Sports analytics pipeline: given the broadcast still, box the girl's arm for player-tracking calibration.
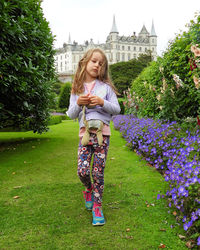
[89,86,120,115]
[66,94,82,119]
[102,87,121,115]
[67,94,90,119]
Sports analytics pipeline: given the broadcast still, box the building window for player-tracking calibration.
[134,54,136,58]
[128,53,130,60]
[60,62,62,67]
[122,45,124,50]
[145,47,147,52]
[152,39,154,43]
[152,47,154,51]
[128,46,130,51]
[117,52,120,61]
[134,47,136,51]
[61,55,62,60]
[139,47,142,51]
[122,53,125,61]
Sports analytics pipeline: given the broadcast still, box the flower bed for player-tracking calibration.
[113,115,200,246]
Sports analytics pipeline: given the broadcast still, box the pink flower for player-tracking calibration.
[193,75,200,89]
[191,44,200,57]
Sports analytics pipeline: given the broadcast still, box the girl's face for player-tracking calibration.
[85,51,104,82]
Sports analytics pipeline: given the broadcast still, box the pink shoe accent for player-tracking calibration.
[83,191,92,202]
[93,203,102,209]
[94,207,102,217]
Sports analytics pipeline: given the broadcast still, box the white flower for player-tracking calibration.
[173,74,183,88]
[156,94,161,101]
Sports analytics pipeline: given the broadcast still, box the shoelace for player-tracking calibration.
[94,207,102,217]
[83,191,92,201]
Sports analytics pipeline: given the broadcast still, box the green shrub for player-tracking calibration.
[110,53,152,95]
[58,82,71,109]
[52,81,63,95]
[129,14,200,122]
[118,98,125,114]
[48,115,62,126]
[0,0,56,133]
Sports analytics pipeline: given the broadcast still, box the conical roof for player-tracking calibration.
[139,24,149,34]
[68,33,72,44]
[151,20,157,36]
[110,15,118,33]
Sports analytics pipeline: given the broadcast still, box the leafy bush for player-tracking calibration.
[0,0,56,133]
[109,53,152,95]
[52,81,63,95]
[113,115,200,247]
[128,14,200,123]
[48,115,62,126]
[118,98,125,114]
[58,82,71,109]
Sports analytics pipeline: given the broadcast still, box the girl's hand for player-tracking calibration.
[77,94,90,106]
[89,96,104,107]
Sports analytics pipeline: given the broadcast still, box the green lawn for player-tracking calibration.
[0,120,187,249]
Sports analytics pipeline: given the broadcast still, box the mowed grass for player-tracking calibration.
[0,120,187,249]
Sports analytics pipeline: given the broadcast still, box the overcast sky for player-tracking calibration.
[41,0,199,56]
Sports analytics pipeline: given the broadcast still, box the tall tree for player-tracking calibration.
[0,0,56,133]
[109,53,152,95]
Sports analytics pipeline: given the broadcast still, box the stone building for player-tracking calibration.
[54,16,157,80]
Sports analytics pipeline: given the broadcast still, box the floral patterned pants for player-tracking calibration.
[77,133,110,204]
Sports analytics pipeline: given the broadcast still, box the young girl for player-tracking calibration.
[67,48,120,226]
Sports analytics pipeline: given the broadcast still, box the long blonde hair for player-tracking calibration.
[71,48,118,95]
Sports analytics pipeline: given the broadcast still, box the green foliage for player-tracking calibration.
[130,60,161,118]
[128,13,200,122]
[110,53,152,95]
[52,81,63,95]
[117,98,125,114]
[58,82,71,109]
[48,115,62,126]
[0,0,56,133]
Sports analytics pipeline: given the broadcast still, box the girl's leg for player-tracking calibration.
[92,136,110,205]
[77,142,93,190]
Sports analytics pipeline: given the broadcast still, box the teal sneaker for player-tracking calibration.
[83,190,94,210]
[92,206,105,226]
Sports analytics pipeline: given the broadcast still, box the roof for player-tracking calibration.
[110,15,118,33]
[151,20,157,36]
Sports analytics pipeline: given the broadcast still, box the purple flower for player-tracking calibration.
[157,194,161,200]
[178,186,186,195]
[113,115,200,238]
[197,236,200,246]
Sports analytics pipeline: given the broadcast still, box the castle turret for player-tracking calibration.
[109,15,119,63]
[139,24,149,39]
[149,20,157,60]
[68,33,72,45]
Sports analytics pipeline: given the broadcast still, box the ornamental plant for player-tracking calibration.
[113,115,200,247]
[58,82,71,109]
[0,0,56,133]
[129,13,200,124]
